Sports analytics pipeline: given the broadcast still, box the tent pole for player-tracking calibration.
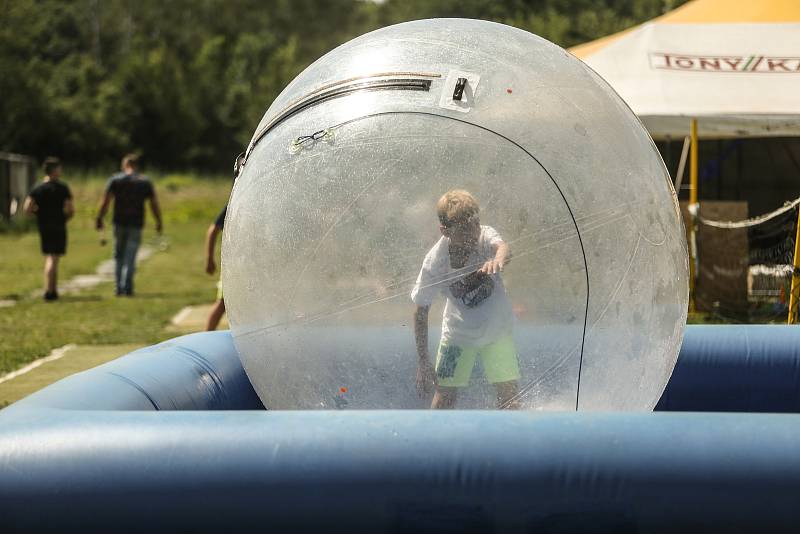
[788,207,800,324]
[688,119,698,313]
[674,136,690,192]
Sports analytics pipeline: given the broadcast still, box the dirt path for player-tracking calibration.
[0,246,154,307]
[167,303,228,334]
[36,245,155,297]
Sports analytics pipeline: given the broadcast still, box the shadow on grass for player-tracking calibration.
[115,292,179,300]
[58,295,105,303]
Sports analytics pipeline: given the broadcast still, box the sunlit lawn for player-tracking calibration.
[1,172,749,376]
[0,173,231,374]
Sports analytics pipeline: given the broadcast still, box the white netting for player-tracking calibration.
[693,197,799,321]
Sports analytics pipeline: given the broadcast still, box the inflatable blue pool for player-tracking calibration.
[2,325,800,532]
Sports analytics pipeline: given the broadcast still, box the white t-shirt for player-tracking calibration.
[411,225,513,347]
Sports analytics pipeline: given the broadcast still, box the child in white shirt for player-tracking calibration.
[411,190,520,409]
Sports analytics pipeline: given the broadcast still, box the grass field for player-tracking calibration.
[0,171,744,401]
[0,173,231,375]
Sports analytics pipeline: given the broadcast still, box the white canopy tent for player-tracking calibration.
[570,0,800,140]
[571,0,800,318]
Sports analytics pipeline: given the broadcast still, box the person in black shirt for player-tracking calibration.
[204,205,227,330]
[23,157,74,301]
[95,154,163,296]
[203,152,244,330]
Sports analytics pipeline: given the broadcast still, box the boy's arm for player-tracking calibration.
[95,190,112,230]
[205,223,221,275]
[414,305,435,396]
[63,198,75,220]
[495,240,512,265]
[23,196,37,215]
[149,190,163,234]
[479,240,512,274]
[414,305,430,361]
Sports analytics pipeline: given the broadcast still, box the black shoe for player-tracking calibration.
[44,291,58,301]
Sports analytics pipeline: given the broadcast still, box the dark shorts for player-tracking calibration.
[39,225,67,255]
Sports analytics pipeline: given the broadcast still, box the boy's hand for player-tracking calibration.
[480,241,511,274]
[416,358,435,397]
[206,257,216,275]
[478,258,503,274]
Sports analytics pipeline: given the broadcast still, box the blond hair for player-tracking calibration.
[437,189,480,227]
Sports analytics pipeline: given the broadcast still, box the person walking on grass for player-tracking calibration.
[204,204,227,331]
[203,152,245,330]
[95,153,163,297]
[23,157,74,301]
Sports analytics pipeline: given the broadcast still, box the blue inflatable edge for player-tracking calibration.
[4,329,264,412]
[6,324,800,413]
[3,325,800,532]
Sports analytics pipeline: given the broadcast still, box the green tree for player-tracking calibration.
[0,0,687,171]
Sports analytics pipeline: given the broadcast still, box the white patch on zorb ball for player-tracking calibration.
[439,70,481,113]
[222,19,688,411]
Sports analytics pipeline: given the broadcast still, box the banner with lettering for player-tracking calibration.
[571,1,800,139]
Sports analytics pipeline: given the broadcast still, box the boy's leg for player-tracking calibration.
[495,380,520,410]
[480,335,522,409]
[42,255,50,294]
[431,386,458,409]
[113,226,127,295]
[122,227,142,295]
[39,227,61,298]
[44,255,59,294]
[42,254,58,299]
[205,299,226,331]
[432,341,477,409]
[205,280,225,331]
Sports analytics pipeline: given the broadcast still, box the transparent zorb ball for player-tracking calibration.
[222,19,688,411]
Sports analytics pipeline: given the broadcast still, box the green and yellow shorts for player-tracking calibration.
[435,334,520,388]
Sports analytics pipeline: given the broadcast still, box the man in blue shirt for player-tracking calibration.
[95,154,163,296]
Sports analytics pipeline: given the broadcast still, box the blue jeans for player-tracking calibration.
[113,225,142,295]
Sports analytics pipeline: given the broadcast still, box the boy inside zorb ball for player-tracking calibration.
[412,190,520,409]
